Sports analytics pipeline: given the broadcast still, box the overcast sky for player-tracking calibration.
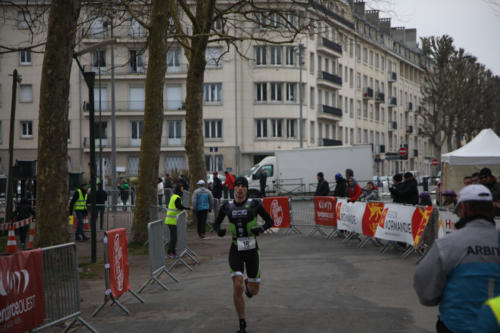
[365,0,500,76]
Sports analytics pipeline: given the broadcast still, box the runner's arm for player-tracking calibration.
[213,204,227,231]
[257,204,274,230]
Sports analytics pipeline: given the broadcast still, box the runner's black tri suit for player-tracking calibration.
[214,198,274,281]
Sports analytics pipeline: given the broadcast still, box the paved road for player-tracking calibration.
[80,231,436,333]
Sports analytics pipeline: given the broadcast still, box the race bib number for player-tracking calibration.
[237,237,256,251]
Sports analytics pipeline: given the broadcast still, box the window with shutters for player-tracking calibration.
[129,87,145,110]
[19,84,33,103]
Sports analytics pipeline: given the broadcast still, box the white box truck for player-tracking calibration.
[245,145,374,197]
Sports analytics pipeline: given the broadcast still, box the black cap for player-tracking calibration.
[479,168,493,177]
[234,176,248,187]
[393,174,403,182]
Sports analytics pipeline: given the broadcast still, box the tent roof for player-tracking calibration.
[441,129,500,165]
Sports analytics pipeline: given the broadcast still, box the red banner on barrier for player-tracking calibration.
[106,228,130,298]
[314,196,337,226]
[262,197,291,228]
[412,206,434,246]
[0,249,45,333]
[362,202,385,237]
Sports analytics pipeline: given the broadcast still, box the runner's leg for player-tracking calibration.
[245,249,261,296]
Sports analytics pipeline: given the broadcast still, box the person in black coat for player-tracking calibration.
[211,171,223,200]
[259,169,267,197]
[95,183,107,229]
[314,172,330,196]
[14,196,35,249]
[400,172,419,205]
[389,174,405,203]
[333,173,347,197]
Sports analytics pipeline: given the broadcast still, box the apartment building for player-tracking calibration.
[0,0,432,185]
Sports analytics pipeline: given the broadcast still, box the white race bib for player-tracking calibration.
[237,237,256,251]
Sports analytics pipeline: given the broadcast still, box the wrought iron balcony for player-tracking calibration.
[375,92,385,103]
[318,71,342,86]
[363,87,373,99]
[321,104,342,117]
[319,37,342,55]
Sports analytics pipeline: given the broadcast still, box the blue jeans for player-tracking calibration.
[75,210,88,240]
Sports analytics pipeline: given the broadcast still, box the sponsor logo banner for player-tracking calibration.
[361,202,385,237]
[411,206,434,246]
[438,210,459,238]
[314,196,337,227]
[262,197,290,228]
[106,228,130,298]
[375,203,415,245]
[0,249,44,333]
[337,200,365,234]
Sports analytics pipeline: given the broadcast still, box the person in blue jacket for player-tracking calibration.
[414,184,500,333]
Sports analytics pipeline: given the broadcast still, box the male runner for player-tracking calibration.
[213,176,274,333]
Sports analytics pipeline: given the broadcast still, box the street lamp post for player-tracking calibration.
[297,43,304,148]
[73,38,115,263]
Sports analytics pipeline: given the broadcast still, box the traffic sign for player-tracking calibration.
[399,147,407,156]
[432,159,439,167]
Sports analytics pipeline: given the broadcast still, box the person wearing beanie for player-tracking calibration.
[419,192,433,206]
[333,173,347,197]
[213,175,275,333]
[389,173,404,203]
[314,172,330,196]
[191,179,214,238]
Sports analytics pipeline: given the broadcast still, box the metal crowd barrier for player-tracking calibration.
[33,243,97,333]
[139,219,178,293]
[167,211,199,271]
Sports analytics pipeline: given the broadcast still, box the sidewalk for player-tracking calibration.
[74,230,436,332]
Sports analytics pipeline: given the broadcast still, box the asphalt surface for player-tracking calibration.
[77,229,437,333]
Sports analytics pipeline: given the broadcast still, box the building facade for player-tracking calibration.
[0,0,433,186]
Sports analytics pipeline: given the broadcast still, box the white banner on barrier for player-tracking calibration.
[375,203,415,245]
[337,200,365,234]
[438,210,459,238]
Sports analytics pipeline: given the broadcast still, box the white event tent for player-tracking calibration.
[441,128,500,193]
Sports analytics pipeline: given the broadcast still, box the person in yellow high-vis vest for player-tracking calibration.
[165,183,190,258]
[69,183,89,241]
[476,296,500,332]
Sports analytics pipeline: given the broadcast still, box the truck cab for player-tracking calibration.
[245,156,276,197]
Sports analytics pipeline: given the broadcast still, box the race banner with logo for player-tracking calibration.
[411,206,434,246]
[262,197,291,228]
[336,200,365,234]
[106,228,130,298]
[314,196,337,226]
[0,249,45,333]
[361,202,386,237]
[375,203,415,245]
[438,210,459,238]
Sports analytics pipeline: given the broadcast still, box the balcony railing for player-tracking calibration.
[406,125,413,134]
[321,104,342,117]
[387,121,397,131]
[318,71,342,86]
[318,37,342,55]
[388,72,397,82]
[84,136,185,148]
[85,100,186,113]
[322,138,342,146]
[363,87,373,99]
[389,97,397,106]
[166,63,189,74]
[375,92,385,103]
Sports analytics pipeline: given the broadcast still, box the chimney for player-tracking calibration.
[378,18,391,34]
[365,10,379,26]
[353,1,365,17]
[405,28,417,49]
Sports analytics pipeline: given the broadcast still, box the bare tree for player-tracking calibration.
[36,0,81,245]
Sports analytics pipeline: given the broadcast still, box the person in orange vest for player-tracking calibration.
[69,183,89,241]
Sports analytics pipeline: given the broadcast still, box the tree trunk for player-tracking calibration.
[185,42,208,197]
[184,1,215,197]
[132,0,169,243]
[36,0,81,246]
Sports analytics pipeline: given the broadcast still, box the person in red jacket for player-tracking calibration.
[347,177,362,202]
[223,170,235,199]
